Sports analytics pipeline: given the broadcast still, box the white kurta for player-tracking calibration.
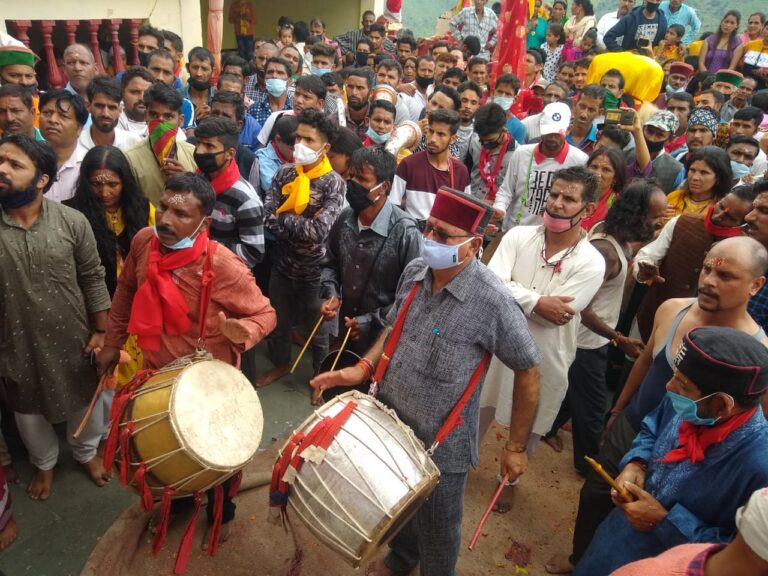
[479,225,605,436]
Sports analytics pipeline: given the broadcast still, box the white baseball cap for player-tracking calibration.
[539,102,571,136]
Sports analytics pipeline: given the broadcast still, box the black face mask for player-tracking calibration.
[188,78,212,91]
[194,151,226,175]
[0,175,39,209]
[645,2,659,13]
[355,51,369,67]
[415,75,433,89]
[345,179,381,214]
[646,139,665,153]
[137,51,151,67]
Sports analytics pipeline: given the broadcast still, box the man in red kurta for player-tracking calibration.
[97,172,276,542]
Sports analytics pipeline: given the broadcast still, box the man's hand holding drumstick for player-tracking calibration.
[309,326,389,395]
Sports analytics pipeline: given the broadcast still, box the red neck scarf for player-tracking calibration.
[127,231,209,351]
[662,406,757,464]
[478,133,511,202]
[703,204,744,238]
[201,159,241,196]
[664,132,687,154]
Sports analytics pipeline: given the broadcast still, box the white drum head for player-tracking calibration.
[170,360,263,469]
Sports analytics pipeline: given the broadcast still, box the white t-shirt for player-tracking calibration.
[494,142,589,231]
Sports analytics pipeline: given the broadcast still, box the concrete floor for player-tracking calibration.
[0,341,318,576]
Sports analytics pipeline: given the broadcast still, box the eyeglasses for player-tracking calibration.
[421,221,474,243]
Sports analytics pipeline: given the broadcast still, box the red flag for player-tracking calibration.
[491,0,528,85]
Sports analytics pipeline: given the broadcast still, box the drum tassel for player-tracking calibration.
[207,484,224,556]
[152,486,176,554]
[173,491,202,575]
[132,463,154,511]
[119,422,135,485]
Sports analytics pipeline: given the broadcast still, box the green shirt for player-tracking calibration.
[0,199,111,422]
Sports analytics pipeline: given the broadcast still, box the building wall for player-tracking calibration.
[1,0,203,56]
[200,0,383,54]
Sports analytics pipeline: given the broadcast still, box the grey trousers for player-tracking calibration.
[267,269,328,372]
[385,471,468,576]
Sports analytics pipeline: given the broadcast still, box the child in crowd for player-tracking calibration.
[655,24,687,63]
[574,28,599,59]
[542,23,566,82]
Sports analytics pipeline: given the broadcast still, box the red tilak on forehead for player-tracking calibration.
[705,257,725,268]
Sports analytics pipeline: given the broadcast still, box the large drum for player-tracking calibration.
[274,391,440,567]
[114,355,263,498]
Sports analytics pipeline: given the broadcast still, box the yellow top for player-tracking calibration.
[666,188,713,220]
[105,204,157,276]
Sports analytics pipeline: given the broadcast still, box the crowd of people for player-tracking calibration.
[1,0,768,574]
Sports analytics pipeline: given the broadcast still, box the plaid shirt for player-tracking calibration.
[247,90,294,126]
[748,278,768,332]
[244,74,267,102]
[449,7,498,57]
[378,258,541,473]
[685,544,725,575]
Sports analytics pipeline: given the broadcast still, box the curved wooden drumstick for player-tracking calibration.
[468,474,509,551]
[291,314,325,374]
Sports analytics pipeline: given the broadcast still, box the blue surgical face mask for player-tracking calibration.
[265,78,288,97]
[730,160,751,179]
[667,391,721,426]
[494,96,515,112]
[153,218,206,251]
[421,237,473,270]
[311,66,332,77]
[366,126,392,145]
[666,83,685,95]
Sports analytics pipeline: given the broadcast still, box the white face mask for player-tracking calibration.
[292,142,322,166]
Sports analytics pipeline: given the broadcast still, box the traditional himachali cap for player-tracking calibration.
[688,106,720,136]
[673,326,768,397]
[714,69,744,88]
[668,62,694,79]
[645,110,679,134]
[736,487,768,562]
[0,45,39,69]
[539,102,571,136]
[430,187,493,237]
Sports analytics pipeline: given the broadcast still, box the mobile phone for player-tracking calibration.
[637,38,651,49]
[604,108,636,126]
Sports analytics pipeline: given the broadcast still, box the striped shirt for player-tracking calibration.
[210,177,265,268]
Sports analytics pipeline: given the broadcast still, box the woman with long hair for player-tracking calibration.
[66,145,154,384]
[564,0,596,48]
[581,146,627,231]
[698,10,745,74]
[666,146,733,219]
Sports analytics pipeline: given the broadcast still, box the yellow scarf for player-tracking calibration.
[277,156,333,215]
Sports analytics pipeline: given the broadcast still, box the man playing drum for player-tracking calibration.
[97,172,276,545]
[311,187,542,576]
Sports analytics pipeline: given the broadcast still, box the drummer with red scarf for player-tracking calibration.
[97,172,276,544]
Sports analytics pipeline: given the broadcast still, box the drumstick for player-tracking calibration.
[329,327,353,372]
[290,314,325,374]
[468,474,509,550]
[73,374,108,439]
[584,456,634,503]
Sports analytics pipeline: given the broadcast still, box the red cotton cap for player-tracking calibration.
[430,186,493,237]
